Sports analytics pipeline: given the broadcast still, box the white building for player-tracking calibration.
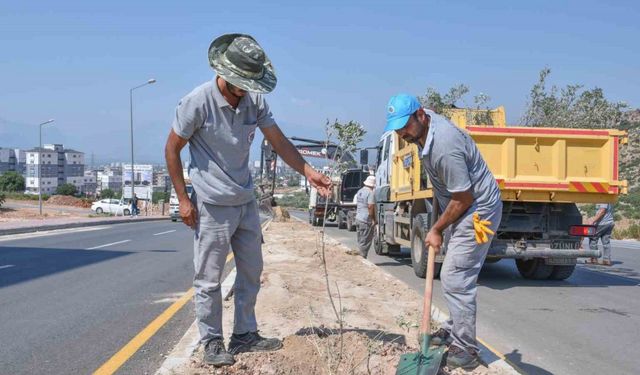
[24,144,88,195]
[96,167,123,193]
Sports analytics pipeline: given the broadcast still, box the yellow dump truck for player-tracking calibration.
[373,107,627,280]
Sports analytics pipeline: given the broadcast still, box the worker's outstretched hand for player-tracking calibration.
[425,228,442,254]
[180,199,198,229]
[306,169,332,197]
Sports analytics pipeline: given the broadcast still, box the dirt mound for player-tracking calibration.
[273,206,290,222]
[46,195,92,208]
[181,221,508,375]
[188,330,406,375]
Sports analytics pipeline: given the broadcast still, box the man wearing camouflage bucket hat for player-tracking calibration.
[165,33,332,367]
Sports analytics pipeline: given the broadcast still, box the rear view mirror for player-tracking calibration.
[360,149,369,165]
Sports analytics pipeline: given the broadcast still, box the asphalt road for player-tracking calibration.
[290,210,640,375]
[0,220,213,375]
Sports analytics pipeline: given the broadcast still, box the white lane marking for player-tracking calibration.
[153,230,177,236]
[0,265,15,270]
[87,240,131,250]
[0,226,110,242]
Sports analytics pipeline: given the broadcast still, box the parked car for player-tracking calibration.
[170,184,193,222]
[91,199,132,216]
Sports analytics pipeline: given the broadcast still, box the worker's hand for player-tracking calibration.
[425,228,443,254]
[179,199,198,229]
[306,169,332,197]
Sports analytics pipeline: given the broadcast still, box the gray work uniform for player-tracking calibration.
[172,80,276,344]
[355,186,375,257]
[589,203,614,262]
[420,109,502,353]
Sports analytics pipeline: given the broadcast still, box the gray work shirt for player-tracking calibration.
[420,109,501,216]
[355,187,374,223]
[595,203,614,226]
[172,80,276,206]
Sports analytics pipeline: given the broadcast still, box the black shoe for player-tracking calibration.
[229,331,283,354]
[446,345,480,370]
[204,339,235,367]
[431,328,453,346]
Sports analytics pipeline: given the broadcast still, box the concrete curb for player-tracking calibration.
[0,216,167,237]
[154,218,272,375]
[290,214,523,374]
[155,269,237,375]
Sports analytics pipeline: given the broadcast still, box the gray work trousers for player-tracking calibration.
[440,203,502,353]
[589,223,614,261]
[192,195,263,345]
[356,220,375,258]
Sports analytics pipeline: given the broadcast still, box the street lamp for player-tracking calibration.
[38,119,55,215]
[129,78,156,216]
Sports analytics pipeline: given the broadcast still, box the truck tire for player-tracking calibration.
[411,213,442,279]
[373,225,401,255]
[338,211,347,229]
[549,265,576,280]
[347,215,356,232]
[515,258,554,280]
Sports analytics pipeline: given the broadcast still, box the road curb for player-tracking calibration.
[154,218,271,375]
[0,216,167,237]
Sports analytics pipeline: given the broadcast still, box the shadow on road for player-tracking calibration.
[477,262,640,290]
[0,246,132,288]
[504,349,554,375]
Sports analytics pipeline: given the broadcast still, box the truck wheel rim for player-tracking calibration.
[412,234,423,263]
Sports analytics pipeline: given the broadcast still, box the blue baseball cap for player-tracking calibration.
[385,94,421,132]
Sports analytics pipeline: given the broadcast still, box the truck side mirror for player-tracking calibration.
[360,149,369,166]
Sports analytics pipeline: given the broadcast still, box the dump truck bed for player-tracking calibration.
[391,126,627,204]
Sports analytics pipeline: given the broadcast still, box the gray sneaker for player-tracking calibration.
[447,345,480,370]
[431,328,453,346]
[229,331,283,354]
[204,339,235,367]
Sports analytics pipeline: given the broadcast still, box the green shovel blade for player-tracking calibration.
[395,335,445,375]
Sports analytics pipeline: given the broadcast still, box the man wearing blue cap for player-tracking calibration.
[385,94,502,370]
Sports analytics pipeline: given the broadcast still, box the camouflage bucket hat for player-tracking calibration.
[208,33,277,94]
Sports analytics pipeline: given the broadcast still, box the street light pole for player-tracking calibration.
[129,79,156,217]
[38,119,55,215]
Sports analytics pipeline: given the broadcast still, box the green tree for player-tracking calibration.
[152,191,170,203]
[0,172,25,192]
[419,84,494,125]
[100,188,116,199]
[56,183,77,196]
[286,175,301,187]
[521,68,627,128]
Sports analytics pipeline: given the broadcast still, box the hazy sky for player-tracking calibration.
[1,0,638,165]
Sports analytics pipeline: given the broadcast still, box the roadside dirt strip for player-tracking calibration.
[158,218,519,375]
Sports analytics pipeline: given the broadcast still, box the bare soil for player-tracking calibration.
[180,219,508,375]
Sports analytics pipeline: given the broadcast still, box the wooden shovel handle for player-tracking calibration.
[420,245,437,335]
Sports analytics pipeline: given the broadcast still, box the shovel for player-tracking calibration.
[395,244,445,375]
